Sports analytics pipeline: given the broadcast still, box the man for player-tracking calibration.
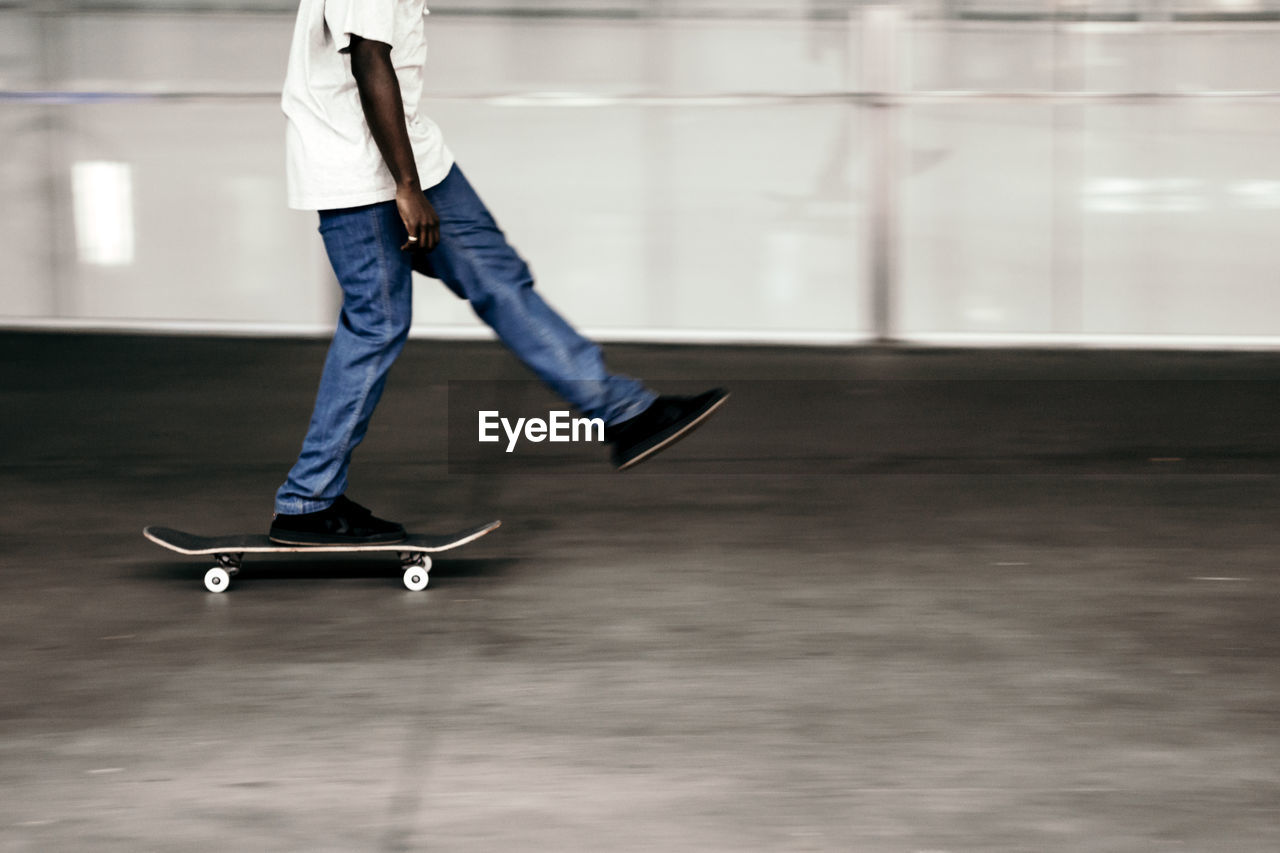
[268,0,728,545]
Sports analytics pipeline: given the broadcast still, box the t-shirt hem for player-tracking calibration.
[287,156,455,211]
[287,188,396,211]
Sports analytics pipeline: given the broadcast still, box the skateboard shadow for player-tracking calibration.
[143,555,518,589]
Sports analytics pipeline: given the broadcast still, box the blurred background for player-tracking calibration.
[1,0,1278,345]
[4,7,1280,849]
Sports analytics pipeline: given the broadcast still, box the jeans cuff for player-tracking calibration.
[274,497,336,516]
[606,390,657,427]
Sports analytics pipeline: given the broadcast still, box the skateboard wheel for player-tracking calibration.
[204,566,231,593]
[402,562,430,592]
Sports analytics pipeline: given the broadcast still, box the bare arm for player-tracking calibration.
[349,35,439,251]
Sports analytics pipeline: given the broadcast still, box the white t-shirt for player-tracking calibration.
[281,0,454,210]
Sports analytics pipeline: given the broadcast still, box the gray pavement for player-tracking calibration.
[1,331,1278,851]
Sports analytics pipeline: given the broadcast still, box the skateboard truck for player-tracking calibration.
[205,553,243,593]
[399,552,431,592]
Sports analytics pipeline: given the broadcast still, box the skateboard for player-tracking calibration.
[143,521,501,593]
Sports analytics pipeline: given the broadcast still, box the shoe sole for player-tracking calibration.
[615,391,730,471]
[268,532,407,546]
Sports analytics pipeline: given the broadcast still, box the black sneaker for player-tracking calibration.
[268,495,406,545]
[605,388,729,471]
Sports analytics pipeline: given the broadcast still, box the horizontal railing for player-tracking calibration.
[5,89,1280,104]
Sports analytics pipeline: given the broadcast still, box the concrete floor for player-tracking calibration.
[1,332,1278,851]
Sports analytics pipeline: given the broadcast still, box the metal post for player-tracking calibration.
[37,0,71,318]
[1050,0,1084,335]
[862,5,904,344]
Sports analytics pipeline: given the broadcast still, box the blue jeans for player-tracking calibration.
[275,164,655,514]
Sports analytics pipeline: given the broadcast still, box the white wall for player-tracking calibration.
[1,10,1278,343]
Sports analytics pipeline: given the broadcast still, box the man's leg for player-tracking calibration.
[417,165,655,425]
[272,201,412,539]
[416,165,727,469]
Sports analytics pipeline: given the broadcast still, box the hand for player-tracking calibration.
[396,185,440,252]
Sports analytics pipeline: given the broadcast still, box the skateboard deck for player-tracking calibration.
[143,521,500,592]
